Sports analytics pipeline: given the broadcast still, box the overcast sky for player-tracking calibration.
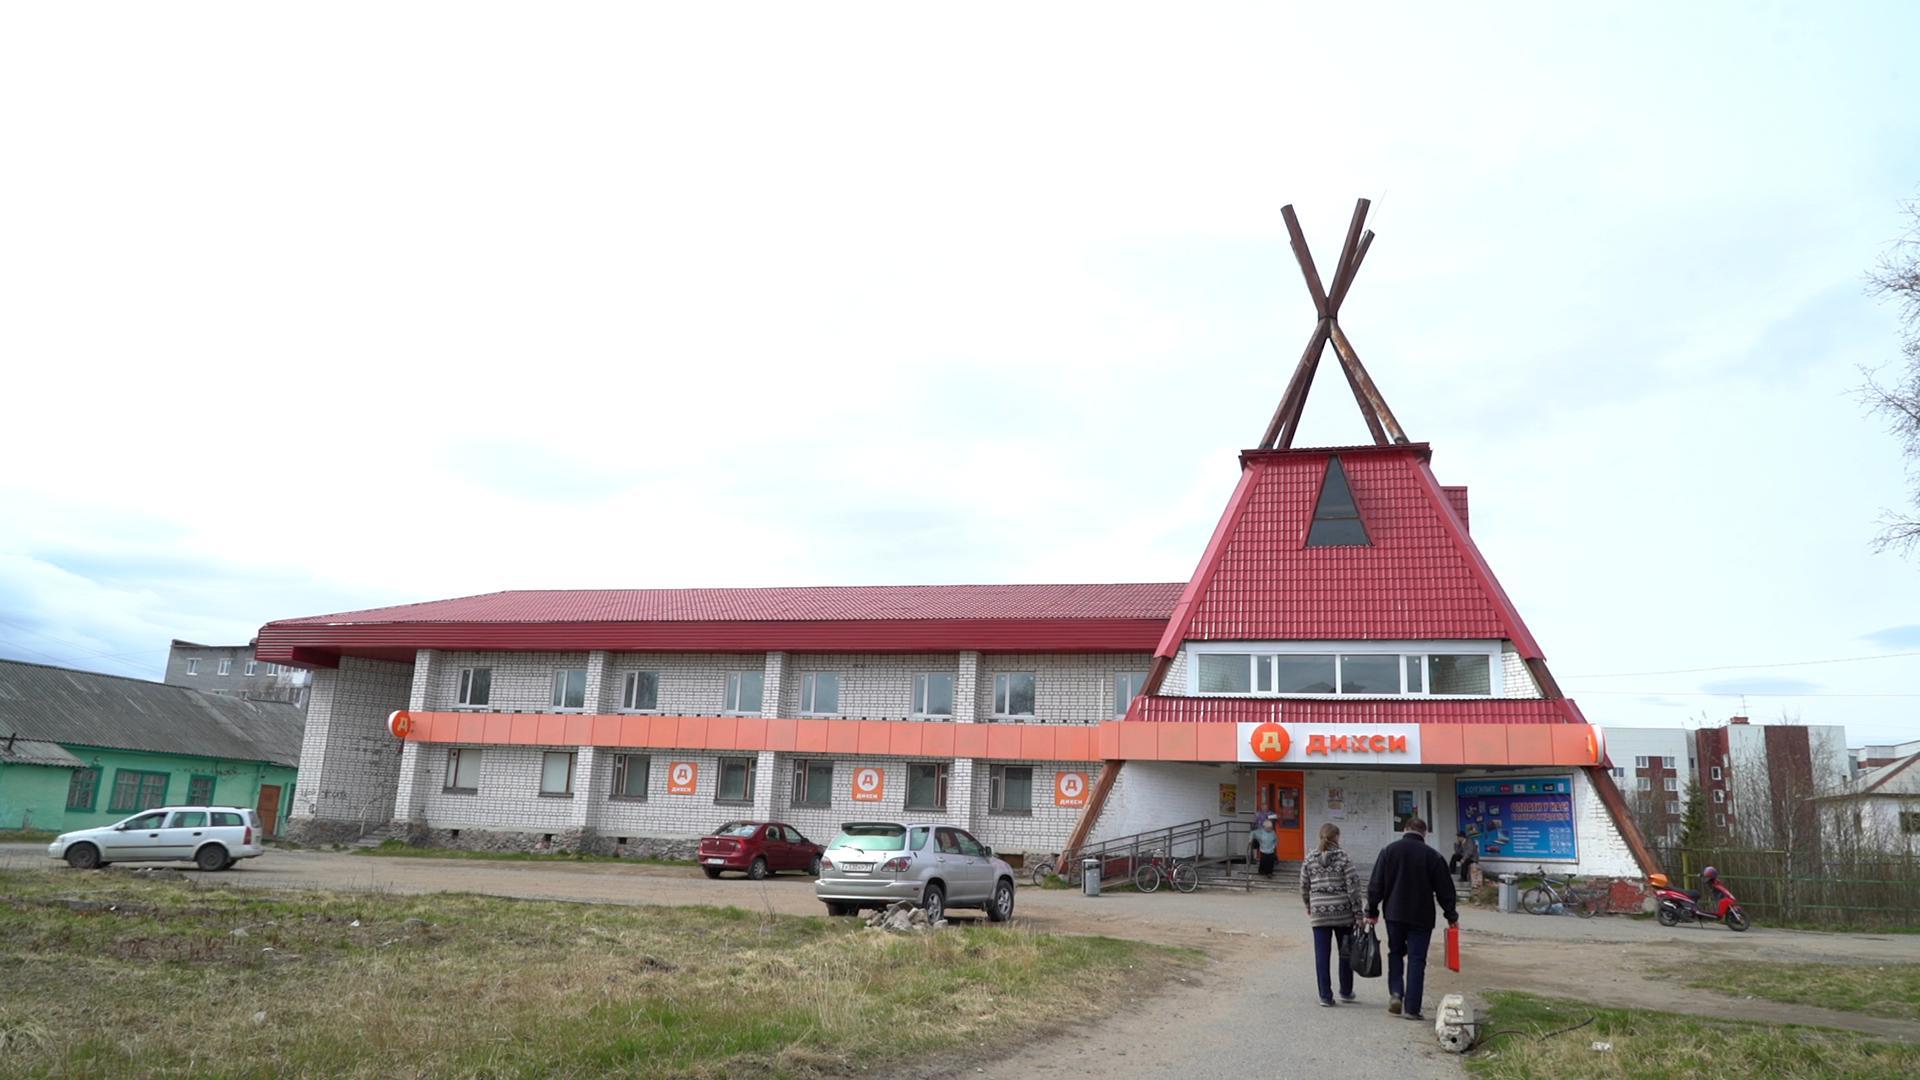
[4,4,1919,745]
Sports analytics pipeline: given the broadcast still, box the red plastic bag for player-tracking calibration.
[1445,924,1461,972]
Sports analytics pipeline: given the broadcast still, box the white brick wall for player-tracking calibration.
[1501,647,1542,698]
[289,657,414,827]
[977,653,1152,723]
[966,760,1104,855]
[779,653,961,719]
[417,745,583,831]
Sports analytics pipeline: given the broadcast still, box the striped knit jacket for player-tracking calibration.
[1299,846,1366,928]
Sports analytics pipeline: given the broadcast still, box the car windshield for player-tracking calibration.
[830,824,907,852]
[713,823,760,838]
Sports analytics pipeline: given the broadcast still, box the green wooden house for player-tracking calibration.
[0,658,303,837]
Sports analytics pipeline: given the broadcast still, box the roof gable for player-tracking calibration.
[0,660,305,767]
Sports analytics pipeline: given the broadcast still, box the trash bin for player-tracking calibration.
[1497,880,1518,914]
[1082,857,1102,897]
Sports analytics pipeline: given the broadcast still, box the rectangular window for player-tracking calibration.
[611,754,650,800]
[65,767,100,811]
[217,658,232,676]
[912,673,955,717]
[1610,767,1624,779]
[187,775,215,805]
[1274,655,1337,693]
[1710,765,1722,780]
[266,663,280,675]
[725,672,764,715]
[1113,671,1148,717]
[185,659,199,675]
[244,660,258,676]
[108,769,170,812]
[458,667,492,707]
[1712,789,1725,804]
[1404,656,1424,693]
[1339,654,1400,695]
[716,756,756,803]
[1428,654,1492,695]
[550,669,587,710]
[1715,813,1727,828]
[1661,756,1676,769]
[989,765,1033,815]
[1901,811,1920,835]
[1664,777,1679,792]
[621,671,659,711]
[799,673,841,716]
[540,752,575,795]
[1635,777,1651,790]
[791,759,833,807]
[1635,756,1649,768]
[906,763,949,810]
[1666,800,1682,815]
[1197,653,1254,693]
[992,673,1036,718]
[444,749,480,793]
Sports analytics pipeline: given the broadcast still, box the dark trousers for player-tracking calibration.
[1257,851,1276,877]
[1311,925,1354,1002]
[1385,921,1433,1016]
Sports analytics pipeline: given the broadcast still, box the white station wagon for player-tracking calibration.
[48,806,266,872]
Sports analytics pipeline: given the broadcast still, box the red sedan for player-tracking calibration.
[697,821,825,880]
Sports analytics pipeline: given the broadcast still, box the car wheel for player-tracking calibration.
[702,866,723,879]
[747,857,769,881]
[195,845,229,872]
[824,902,855,917]
[921,882,946,924]
[64,843,101,870]
[988,878,1016,923]
[809,855,823,877]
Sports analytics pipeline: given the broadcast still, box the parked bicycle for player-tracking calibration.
[1131,846,1199,893]
[1027,852,1087,888]
[1521,865,1601,917]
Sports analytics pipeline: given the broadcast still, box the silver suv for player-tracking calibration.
[47,806,266,872]
[815,821,1016,924]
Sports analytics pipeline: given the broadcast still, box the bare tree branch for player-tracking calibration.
[1861,198,1920,554]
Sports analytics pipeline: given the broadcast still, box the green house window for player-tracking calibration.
[66,768,101,811]
[108,770,170,813]
[187,775,215,805]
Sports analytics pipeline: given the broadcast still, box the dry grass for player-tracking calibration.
[1669,960,1920,1022]
[0,868,1187,1078]
[1467,992,1920,1080]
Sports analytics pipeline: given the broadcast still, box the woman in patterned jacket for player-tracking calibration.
[1299,822,1367,1006]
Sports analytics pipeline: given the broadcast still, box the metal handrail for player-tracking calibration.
[1062,818,1266,887]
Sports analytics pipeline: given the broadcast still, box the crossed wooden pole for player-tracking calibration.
[1257,198,1409,449]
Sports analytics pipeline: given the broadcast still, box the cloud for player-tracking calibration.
[1862,625,1920,649]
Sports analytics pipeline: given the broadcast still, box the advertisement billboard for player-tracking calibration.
[1455,776,1577,862]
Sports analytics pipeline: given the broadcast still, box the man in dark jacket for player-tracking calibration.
[1365,818,1458,1022]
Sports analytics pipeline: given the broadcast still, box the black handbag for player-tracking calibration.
[1349,925,1383,979]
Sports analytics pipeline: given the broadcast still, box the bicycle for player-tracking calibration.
[1131,846,1199,893]
[1520,865,1601,918]
[1027,852,1087,888]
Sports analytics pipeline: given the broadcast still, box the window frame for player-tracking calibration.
[610,753,651,801]
[988,764,1034,816]
[790,758,833,808]
[457,667,493,708]
[1184,640,1505,699]
[798,673,842,717]
[550,669,588,711]
[187,774,216,806]
[244,660,258,677]
[1635,776,1651,791]
[108,769,170,813]
[1634,756,1649,768]
[1710,765,1723,781]
[65,767,101,812]
[185,659,199,676]
[724,672,764,716]
[1661,756,1676,769]
[1113,671,1148,718]
[992,672,1037,719]
[715,756,757,805]
[912,672,955,718]
[539,751,576,797]
[620,671,660,712]
[217,658,232,676]
[1900,810,1920,835]
[443,748,480,794]
[905,762,949,811]
[1712,789,1726,804]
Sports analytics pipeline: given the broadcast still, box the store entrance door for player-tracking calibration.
[1255,770,1306,860]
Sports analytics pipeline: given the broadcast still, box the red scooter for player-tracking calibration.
[1650,869,1750,931]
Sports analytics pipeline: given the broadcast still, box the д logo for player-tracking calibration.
[851,767,885,802]
[1054,771,1089,808]
[1248,722,1291,763]
[667,762,697,795]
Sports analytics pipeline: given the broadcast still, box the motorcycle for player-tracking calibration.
[1649,872,1750,931]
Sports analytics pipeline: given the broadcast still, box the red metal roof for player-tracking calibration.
[1129,694,1577,726]
[256,583,1184,665]
[1156,444,1543,654]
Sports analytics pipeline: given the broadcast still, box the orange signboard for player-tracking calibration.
[851,765,885,802]
[1055,771,1090,808]
[666,761,697,795]
[1246,722,1291,762]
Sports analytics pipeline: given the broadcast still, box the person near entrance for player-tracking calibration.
[1299,823,1365,1007]
[1251,817,1279,877]
[1364,817,1458,1022]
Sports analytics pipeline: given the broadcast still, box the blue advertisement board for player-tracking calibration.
[1456,777,1577,862]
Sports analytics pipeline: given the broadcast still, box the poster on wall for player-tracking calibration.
[1455,777,1577,862]
[1326,786,1345,820]
[1218,784,1238,815]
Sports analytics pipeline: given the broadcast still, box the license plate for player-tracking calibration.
[703,858,726,865]
[841,862,871,872]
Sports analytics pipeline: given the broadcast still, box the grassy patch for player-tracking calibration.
[1467,991,1920,1080]
[0,829,59,843]
[349,840,692,866]
[1667,960,1920,1023]
[0,868,1184,1078]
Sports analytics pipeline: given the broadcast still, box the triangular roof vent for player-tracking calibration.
[1306,456,1370,546]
